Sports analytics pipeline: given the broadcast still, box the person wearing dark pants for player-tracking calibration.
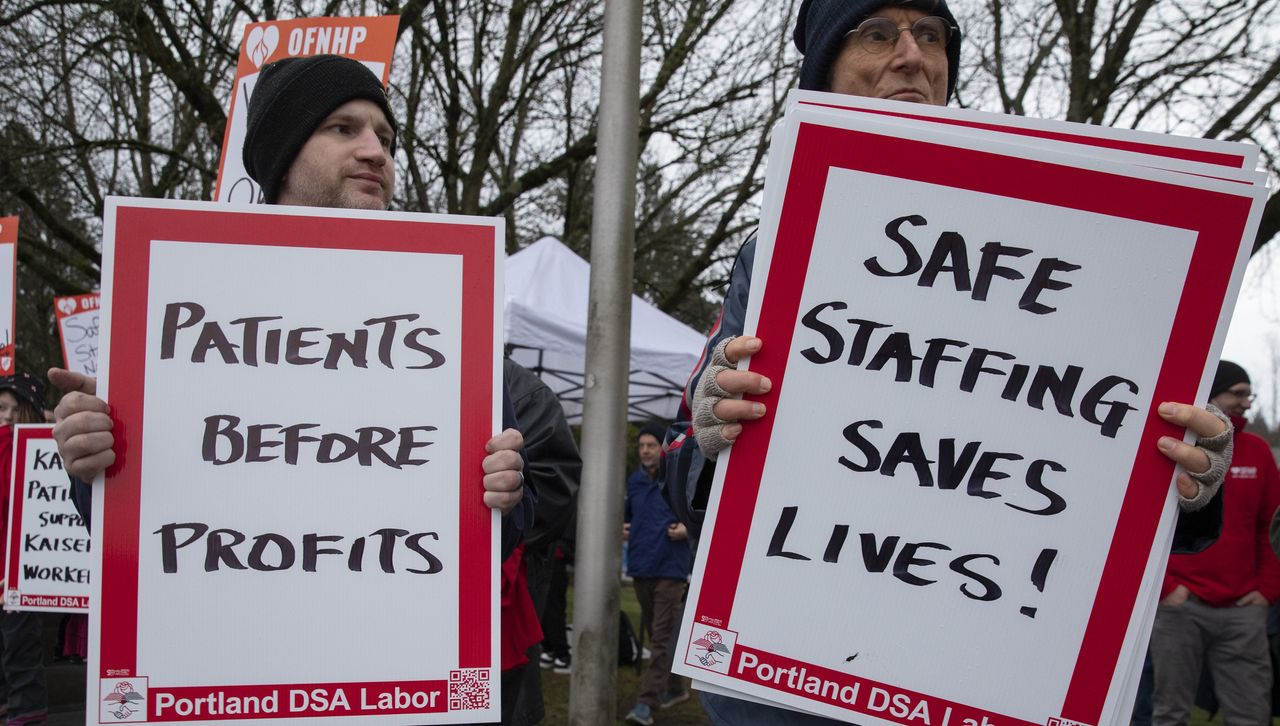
[0,610,47,726]
[1151,361,1280,726]
[538,538,573,673]
[501,358,581,725]
[625,423,691,725]
[0,374,52,726]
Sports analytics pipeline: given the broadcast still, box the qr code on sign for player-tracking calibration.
[449,668,491,711]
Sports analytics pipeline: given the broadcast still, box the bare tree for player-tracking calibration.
[963,0,1280,253]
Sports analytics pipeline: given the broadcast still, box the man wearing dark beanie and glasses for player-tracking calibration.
[664,2,1234,723]
[1149,360,1280,726]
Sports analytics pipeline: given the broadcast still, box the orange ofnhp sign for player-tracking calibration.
[214,16,399,203]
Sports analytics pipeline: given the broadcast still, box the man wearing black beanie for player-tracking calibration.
[1150,360,1279,726]
[664,3,1233,724]
[243,54,398,209]
[50,52,563,726]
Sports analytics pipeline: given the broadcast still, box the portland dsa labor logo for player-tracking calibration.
[685,622,738,675]
[101,678,147,722]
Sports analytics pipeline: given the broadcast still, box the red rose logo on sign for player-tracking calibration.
[101,679,147,722]
[685,623,738,675]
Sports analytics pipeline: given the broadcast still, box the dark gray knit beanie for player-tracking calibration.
[639,422,667,443]
[1211,360,1250,399]
[243,54,398,204]
[794,0,962,99]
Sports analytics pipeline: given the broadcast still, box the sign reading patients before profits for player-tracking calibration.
[89,198,504,724]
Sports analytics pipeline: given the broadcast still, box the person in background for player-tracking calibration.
[0,373,50,726]
[625,422,691,725]
[501,357,581,725]
[1150,361,1280,726]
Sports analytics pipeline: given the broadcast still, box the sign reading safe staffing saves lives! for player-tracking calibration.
[88,198,503,724]
[674,107,1267,726]
[213,15,399,204]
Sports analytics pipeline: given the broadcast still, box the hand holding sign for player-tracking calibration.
[48,368,114,482]
[482,428,525,515]
[692,336,770,456]
[1155,401,1231,504]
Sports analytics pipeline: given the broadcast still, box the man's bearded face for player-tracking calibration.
[277,99,396,210]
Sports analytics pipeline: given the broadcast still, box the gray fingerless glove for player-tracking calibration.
[691,337,736,460]
[1177,402,1232,512]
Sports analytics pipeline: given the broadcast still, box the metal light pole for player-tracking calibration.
[567,0,641,722]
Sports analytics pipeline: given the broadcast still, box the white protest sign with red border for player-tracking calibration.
[675,107,1266,726]
[55,293,101,377]
[4,424,90,613]
[214,16,400,203]
[0,217,17,375]
[89,198,502,724]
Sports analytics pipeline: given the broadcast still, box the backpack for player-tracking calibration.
[619,611,642,667]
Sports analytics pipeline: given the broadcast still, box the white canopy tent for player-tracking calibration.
[504,237,707,423]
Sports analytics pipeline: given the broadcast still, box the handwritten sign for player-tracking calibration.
[4,425,89,613]
[89,198,503,723]
[54,293,100,377]
[0,217,16,375]
[676,106,1267,726]
[213,16,400,203]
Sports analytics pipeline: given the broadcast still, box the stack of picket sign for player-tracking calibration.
[673,90,1269,726]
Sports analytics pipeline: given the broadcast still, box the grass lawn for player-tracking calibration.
[536,582,1251,726]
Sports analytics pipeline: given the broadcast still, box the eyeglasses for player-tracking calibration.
[844,16,955,55]
[1224,388,1257,402]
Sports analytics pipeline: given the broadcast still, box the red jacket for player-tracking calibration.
[1162,417,1280,605]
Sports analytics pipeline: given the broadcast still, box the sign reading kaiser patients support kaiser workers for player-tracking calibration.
[675,107,1267,726]
[4,425,90,613]
[89,198,503,724]
[214,16,399,203]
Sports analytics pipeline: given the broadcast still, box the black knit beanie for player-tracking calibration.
[243,55,398,204]
[794,0,962,99]
[638,422,667,443]
[0,372,46,414]
[1211,360,1250,399]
